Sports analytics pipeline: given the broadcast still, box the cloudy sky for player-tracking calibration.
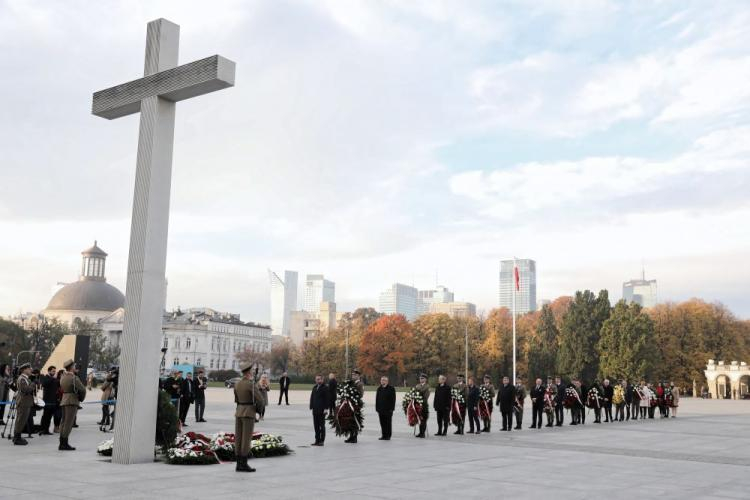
[1,0,748,322]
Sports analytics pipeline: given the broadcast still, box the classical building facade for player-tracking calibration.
[161,308,271,374]
[43,242,125,325]
[704,359,750,399]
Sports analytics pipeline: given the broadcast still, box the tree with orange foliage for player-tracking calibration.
[358,314,415,382]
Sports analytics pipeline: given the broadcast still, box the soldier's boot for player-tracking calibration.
[59,437,75,451]
[236,455,254,472]
[13,434,28,446]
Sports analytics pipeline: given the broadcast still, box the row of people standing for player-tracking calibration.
[161,369,209,426]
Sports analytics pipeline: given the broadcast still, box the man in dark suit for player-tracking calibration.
[179,372,195,426]
[278,371,290,405]
[375,376,396,440]
[327,372,338,413]
[39,365,59,435]
[554,376,565,426]
[433,375,451,436]
[529,378,544,429]
[193,369,208,422]
[309,374,329,446]
[496,376,515,431]
[466,376,481,434]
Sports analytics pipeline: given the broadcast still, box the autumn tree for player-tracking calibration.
[475,308,512,380]
[597,300,656,381]
[412,313,463,377]
[527,305,559,381]
[557,290,610,382]
[358,314,415,382]
[269,339,299,375]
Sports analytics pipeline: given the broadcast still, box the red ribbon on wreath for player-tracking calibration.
[406,401,422,427]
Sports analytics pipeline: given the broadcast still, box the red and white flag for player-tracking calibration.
[514,265,520,291]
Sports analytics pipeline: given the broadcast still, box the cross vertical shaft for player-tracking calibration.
[112,19,179,465]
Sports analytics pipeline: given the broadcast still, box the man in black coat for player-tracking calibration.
[624,379,633,421]
[433,375,451,436]
[529,378,544,429]
[554,376,565,426]
[466,376,481,434]
[278,371,290,405]
[179,372,195,425]
[375,376,396,440]
[39,365,59,435]
[602,379,614,422]
[309,375,329,446]
[193,369,208,422]
[496,376,515,431]
[327,372,338,413]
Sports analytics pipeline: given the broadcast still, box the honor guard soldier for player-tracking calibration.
[12,363,35,445]
[415,374,430,438]
[452,374,468,435]
[234,362,266,472]
[59,359,86,450]
[345,370,365,443]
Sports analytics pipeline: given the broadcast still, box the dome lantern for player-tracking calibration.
[81,240,108,282]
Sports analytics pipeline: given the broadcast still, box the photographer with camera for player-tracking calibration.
[39,365,59,435]
[99,367,118,431]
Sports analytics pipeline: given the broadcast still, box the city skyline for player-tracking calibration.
[2,2,749,322]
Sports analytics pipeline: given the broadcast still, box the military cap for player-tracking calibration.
[457,374,465,379]
[240,361,254,373]
[63,359,75,369]
[419,373,427,379]
[18,362,31,370]
[352,369,361,375]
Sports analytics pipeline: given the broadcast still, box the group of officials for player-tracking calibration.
[1,359,86,450]
[161,369,209,425]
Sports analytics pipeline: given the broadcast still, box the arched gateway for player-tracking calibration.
[704,360,750,399]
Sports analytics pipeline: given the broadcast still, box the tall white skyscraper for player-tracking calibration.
[302,274,335,313]
[499,259,537,314]
[623,269,657,308]
[268,270,298,337]
[417,285,455,316]
[379,283,418,320]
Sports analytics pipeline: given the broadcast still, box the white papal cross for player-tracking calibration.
[91,18,235,465]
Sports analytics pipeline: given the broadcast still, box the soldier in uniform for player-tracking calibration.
[344,370,365,443]
[452,374,468,435]
[59,359,86,451]
[414,373,430,438]
[234,362,266,472]
[12,363,34,445]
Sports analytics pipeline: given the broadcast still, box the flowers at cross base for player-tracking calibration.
[250,434,292,458]
[167,432,219,465]
[402,388,425,427]
[96,439,114,456]
[210,432,237,461]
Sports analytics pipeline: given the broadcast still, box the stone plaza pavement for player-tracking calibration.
[0,388,748,500]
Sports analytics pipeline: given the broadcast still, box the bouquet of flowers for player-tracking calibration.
[402,388,425,427]
[251,433,292,458]
[328,379,364,438]
[612,385,625,405]
[478,386,493,419]
[563,387,580,409]
[543,387,555,415]
[450,387,466,425]
[586,387,601,408]
[96,439,114,457]
[632,386,642,401]
[167,433,219,465]
[664,387,675,407]
[648,388,658,407]
[210,432,236,461]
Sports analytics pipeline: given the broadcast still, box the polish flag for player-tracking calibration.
[514,266,520,291]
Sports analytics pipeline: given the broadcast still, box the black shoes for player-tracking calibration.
[58,437,75,451]
[13,435,28,446]
[236,455,255,472]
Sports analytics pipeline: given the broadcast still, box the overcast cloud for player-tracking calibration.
[1,0,748,321]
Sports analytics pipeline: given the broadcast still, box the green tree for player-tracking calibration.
[0,318,30,366]
[597,300,656,381]
[412,313,461,377]
[557,290,611,382]
[527,305,559,381]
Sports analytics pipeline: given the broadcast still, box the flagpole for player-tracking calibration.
[512,257,517,386]
[464,322,468,381]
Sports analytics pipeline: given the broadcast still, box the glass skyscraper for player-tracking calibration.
[302,274,335,313]
[499,259,537,314]
[268,269,298,337]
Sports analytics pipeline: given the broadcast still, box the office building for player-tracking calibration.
[379,283,418,320]
[268,269,298,337]
[417,285,455,316]
[623,271,657,308]
[430,301,477,318]
[302,274,335,313]
[499,259,537,314]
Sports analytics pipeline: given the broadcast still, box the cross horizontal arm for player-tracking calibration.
[92,55,235,120]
